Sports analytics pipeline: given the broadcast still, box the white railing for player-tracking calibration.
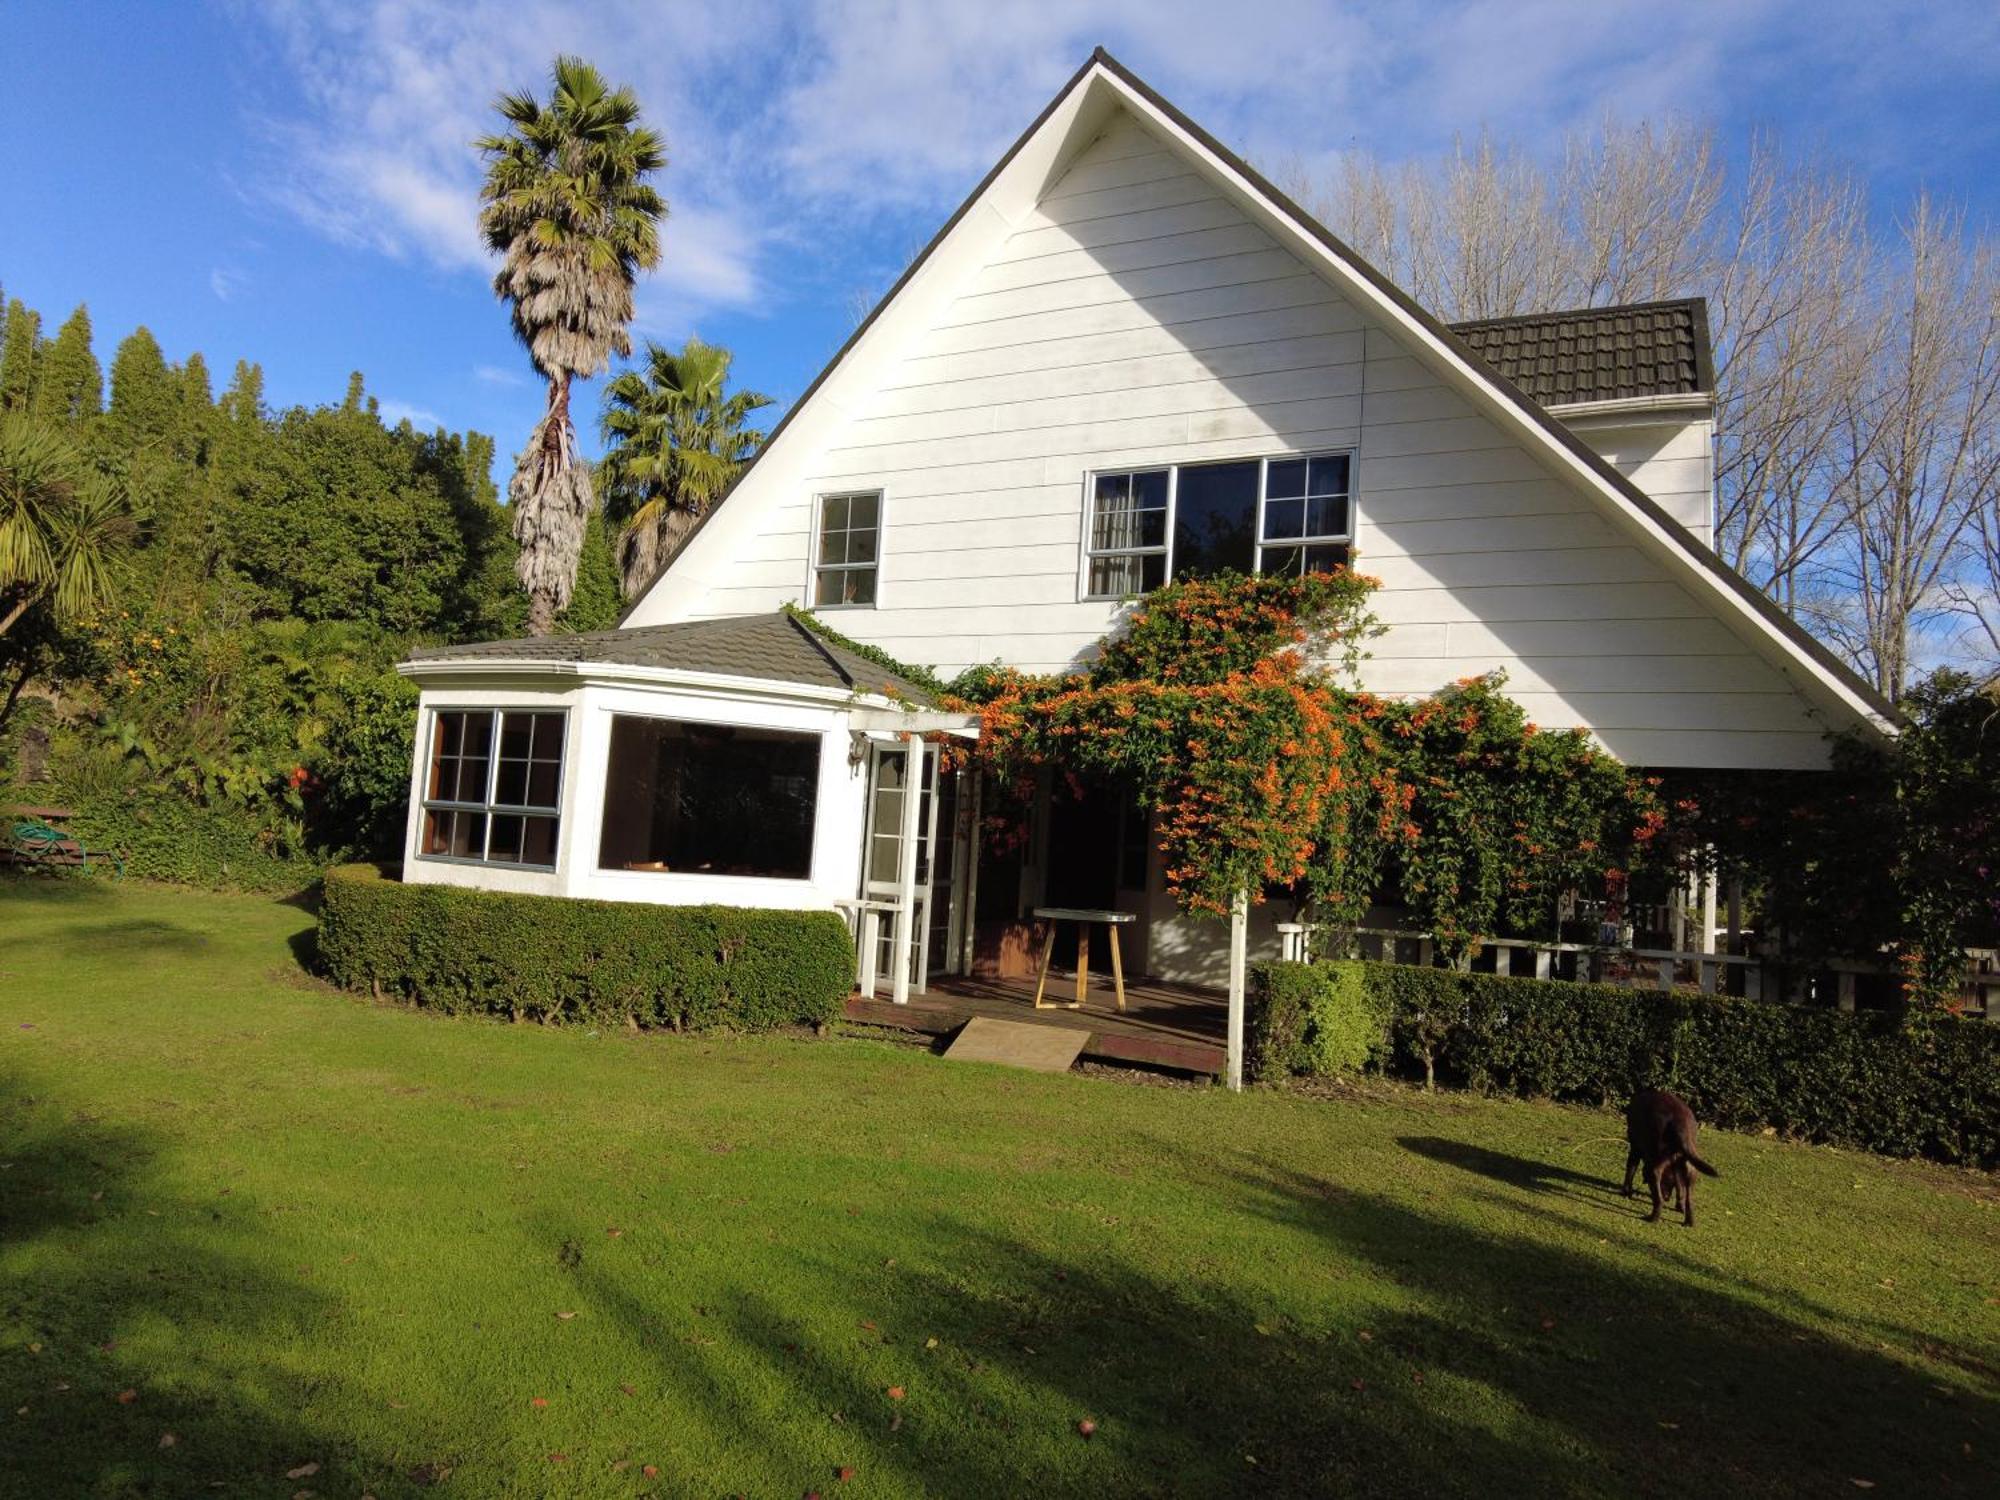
[1311,926,1998,1018]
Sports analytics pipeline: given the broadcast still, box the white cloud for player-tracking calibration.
[209,267,245,301]
[235,0,782,316]
[237,1,2000,321]
[377,397,443,429]
[473,363,526,386]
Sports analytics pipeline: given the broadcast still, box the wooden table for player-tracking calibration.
[1030,907,1134,1011]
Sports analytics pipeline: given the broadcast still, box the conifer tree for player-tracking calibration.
[107,326,179,444]
[180,350,213,410]
[0,300,42,413]
[221,360,265,424]
[32,304,102,425]
[341,371,365,412]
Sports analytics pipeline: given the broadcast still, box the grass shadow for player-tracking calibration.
[541,1165,1998,1497]
[29,917,215,958]
[1397,1133,1636,1215]
[0,1072,416,1498]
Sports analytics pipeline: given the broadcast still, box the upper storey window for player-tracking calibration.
[1084,453,1351,598]
[814,490,881,607]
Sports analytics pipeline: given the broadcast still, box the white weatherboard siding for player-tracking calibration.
[634,109,1837,771]
[1565,414,1715,543]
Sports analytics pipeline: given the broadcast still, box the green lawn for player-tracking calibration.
[1,879,1995,1499]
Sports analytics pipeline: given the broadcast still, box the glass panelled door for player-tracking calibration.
[861,739,960,993]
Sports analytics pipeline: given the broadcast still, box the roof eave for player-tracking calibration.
[1547,392,1715,420]
[397,655,921,712]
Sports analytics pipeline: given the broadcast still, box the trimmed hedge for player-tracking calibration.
[1251,959,2000,1167]
[1249,960,1388,1079]
[317,863,853,1032]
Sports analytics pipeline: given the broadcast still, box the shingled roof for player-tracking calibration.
[1448,298,1713,409]
[406,612,937,704]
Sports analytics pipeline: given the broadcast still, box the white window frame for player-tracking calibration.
[809,488,884,610]
[416,707,568,870]
[1079,449,1355,600]
[1254,452,1355,579]
[1081,466,1174,600]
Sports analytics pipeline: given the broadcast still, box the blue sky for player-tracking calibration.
[6,0,1999,463]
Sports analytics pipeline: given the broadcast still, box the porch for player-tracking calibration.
[844,972,1229,1076]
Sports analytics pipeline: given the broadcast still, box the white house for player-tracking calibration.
[397,50,1894,1012]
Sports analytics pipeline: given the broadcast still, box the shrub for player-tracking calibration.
[1249,960,1388,1080]
[317,863,853,1032]
[61,780,318,891]
[1254,959,2000,1167]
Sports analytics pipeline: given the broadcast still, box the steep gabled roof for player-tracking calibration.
[1450,299,1714,408]
[407,612,936,703]
[625,48,1896,734]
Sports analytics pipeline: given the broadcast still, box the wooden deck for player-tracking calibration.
[843,972,1228,1076]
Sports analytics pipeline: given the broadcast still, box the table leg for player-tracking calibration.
[1031,924,1058,1009]
[1074,922,1090,1009]
[1108,924,1126,1012]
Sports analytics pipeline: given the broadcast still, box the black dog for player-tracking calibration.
[1623,1087,1719,1226]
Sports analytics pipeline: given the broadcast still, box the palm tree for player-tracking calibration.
[600,337,772,595]
[476,56,666,635]
[0,414,132,640]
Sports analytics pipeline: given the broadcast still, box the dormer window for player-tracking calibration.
[1083,452,1352,598]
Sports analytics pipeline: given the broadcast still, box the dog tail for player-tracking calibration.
[1671,1121,1720,1177]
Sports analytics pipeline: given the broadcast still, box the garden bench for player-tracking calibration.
[3,807,123,879]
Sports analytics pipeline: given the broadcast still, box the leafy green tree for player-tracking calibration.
[476,55,666,635]
[0,415,133,638]
[32,305,101,426]
[0,300,42,413]
[600,336,770,595]
[562,509,624,630]
[108,327,179,445]
[223,402,472,635]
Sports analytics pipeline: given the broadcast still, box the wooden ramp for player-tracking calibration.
[942,1016,1089,1074]
[845,982,1227,1078]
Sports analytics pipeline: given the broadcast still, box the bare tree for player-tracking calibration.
[1830,198,2000,695]
[1709,143,1877,615]
[1947,480,2000,662]
[1281,119,2000,694]
[1284,117,1722,321]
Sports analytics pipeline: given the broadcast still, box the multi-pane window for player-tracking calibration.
[1085,469,1170,596]
[419,709,564,867]
[814,490,881,606]
[1258,455,1352,576]
[598,716,821,879]
[1083,452,1353,597]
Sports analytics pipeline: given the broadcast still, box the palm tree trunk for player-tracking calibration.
[515,372,588,637]
[0,586,41,639]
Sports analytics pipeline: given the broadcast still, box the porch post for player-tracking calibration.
[890,732,924,1005]
[958,772,982,977]
[1226,888,1249,1092]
